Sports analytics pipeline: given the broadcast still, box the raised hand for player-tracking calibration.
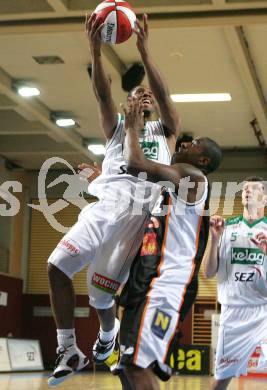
[122,97,144,132]
[210,216,225,240]
[251,232,267,255]
[133,14,149,56]
[85,13,104,56]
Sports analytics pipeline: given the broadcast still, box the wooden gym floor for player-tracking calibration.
[1,372,267,390]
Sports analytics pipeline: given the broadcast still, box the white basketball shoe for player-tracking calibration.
[48,344,89,386]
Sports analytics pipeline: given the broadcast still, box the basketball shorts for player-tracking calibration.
[215,304,267,380]
[119,296,179,372]
[48,201,106,279]
[87,209,149,309]
[48,200,149,308]
[48,202,102,279]
[118,211,200,374]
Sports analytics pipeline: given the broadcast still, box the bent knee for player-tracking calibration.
[89,291,115,309]
[88,273,119,309]
[48,263,71,286]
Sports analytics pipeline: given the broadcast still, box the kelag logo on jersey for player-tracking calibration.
[231,247,265,265]
[140,141,159,160]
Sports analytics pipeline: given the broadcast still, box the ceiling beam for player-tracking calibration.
[0,8,267,31]
[0,23,127,78]
[147,8,267,28]
[212,0,226,6]
[0,130,50,135]
[0,67,95,161]
[224,26,267,141]
[2,151,80,156]
[46,0,68,13]
[0,2,266,23]
[102,45,127,76]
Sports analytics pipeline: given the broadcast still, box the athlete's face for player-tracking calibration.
[128,86,155,113]
[242,182,265,209]
[172,137,206,165]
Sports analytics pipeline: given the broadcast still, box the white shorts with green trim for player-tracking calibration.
[215,304,267,380]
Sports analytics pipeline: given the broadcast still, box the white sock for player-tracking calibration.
[99,327,115,342]
[57,328,76,348]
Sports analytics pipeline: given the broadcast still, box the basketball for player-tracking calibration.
[94,0,136,44]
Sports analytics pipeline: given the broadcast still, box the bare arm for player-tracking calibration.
[202,216,225,278]
[134,15,180,138]
[123,99,204,202]
[86,14,117,139]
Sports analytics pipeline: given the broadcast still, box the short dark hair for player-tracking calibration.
[175,134,193,151]
[244,176,265,191]
[202,137,222,174]
[244,176,264,182]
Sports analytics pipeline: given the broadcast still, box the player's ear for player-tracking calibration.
[127,95,134,106]
[198,156,210,169]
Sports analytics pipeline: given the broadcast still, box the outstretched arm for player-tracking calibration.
[202,216,225,278]
[85,14,117,139]
[134,14,180,138]
[123,98,204,202]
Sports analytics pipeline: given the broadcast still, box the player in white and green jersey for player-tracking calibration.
[203,177,267,390]
[218,214,267,306]
[47,13,180,386]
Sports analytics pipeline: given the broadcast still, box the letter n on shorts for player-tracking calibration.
[151,309,171,339]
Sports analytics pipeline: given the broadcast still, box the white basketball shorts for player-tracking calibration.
[48,201,106,279]
[215,304,267,380]
[48,200,148,291]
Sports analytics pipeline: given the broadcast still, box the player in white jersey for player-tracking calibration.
[47,14,180,386]
[203,177,267,390]
[113,98,222,390]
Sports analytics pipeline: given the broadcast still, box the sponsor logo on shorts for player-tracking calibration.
[58,238,80,256]
[231,247,265,265]
[151,309,171,339]
[219,356,240,366]
[250,345,262,358]
[141,231,158,256]
[140,141,159,160]
[92,273,120,294]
